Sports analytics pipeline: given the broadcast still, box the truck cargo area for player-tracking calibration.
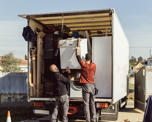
[20,9,114,99]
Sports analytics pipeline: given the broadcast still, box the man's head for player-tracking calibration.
[50,64,59,72]
[85,53,92,61]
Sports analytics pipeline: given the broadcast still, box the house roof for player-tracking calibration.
[0,56,27,66]
[15,58,27,66]
[0,72,27,94]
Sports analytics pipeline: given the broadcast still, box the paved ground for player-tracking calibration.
[101,99,144,122]
[22,108,144,122]
[103,108,144,122]
[73,108,144,122]
[21,99,145,122]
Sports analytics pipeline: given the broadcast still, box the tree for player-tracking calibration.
[129,56,137,75]
[129,56,137,66]
[138,56,144,63]
[0,52,21,72]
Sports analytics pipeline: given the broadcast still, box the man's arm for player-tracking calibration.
[59,73,71,83]
[75,38,86,67]
[76,38,82,63]
[54,41,61,56]
[60,67,73,83]
[76,38,81,56]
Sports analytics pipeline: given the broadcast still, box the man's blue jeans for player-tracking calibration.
[51,94,69,122]
[82,83,96,122]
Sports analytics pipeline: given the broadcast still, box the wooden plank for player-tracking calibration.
[68,24,111,29]
[46,20,111,26]
[29,19,43,32]
[66,22,111,28]
[29,72,34,97]
[30,48,37,97]
[19,9,111,18]
[70,26,111,31]
[90,29,112,33]
[37,32,46,97]
[35,15,110,21]
[29,20,43,97]
[40,17,111,25]
[68,29,112,36]
[35,13,110,20]
[90,33,112,37]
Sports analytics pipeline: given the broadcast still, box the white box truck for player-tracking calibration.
[19,8,129,121]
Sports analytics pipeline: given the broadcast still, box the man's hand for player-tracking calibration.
[70,76,75,81]
[57,41,61,48]
[76,38,81,56]
[78,38,81,43]
[76,48,80,56]
[77,38,81,47]
[65,67,71,74]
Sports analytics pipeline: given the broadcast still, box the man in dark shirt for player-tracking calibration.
[76,38,96,122]
[50,64,71,122]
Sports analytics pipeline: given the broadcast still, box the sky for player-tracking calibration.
[0,0,152,59]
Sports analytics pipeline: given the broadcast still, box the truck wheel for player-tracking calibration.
[119,97,127,110]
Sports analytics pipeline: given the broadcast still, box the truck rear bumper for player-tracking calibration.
[33,109,50,115]
[28,97,112,102]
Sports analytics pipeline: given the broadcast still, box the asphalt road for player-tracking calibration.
[71,108,144,122]
[22,108,144,122]
[103,108,144,122]
[101,99,144,122]
[21,99,144,122]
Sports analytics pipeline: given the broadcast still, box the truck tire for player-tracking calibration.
[119,97,127,110]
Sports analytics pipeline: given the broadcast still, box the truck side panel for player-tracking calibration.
[112,12,129,103]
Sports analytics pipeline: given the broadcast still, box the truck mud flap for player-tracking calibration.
[99,102,119,121]
[100,112,118,121]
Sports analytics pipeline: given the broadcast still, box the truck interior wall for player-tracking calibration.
[92,36,112,98]
[43,33,60,97]
[112,12,129,103]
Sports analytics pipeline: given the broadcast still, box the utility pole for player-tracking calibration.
[149,48,152,58]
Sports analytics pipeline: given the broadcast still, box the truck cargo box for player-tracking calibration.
[19,8,129,121]
[19,8,129,103]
